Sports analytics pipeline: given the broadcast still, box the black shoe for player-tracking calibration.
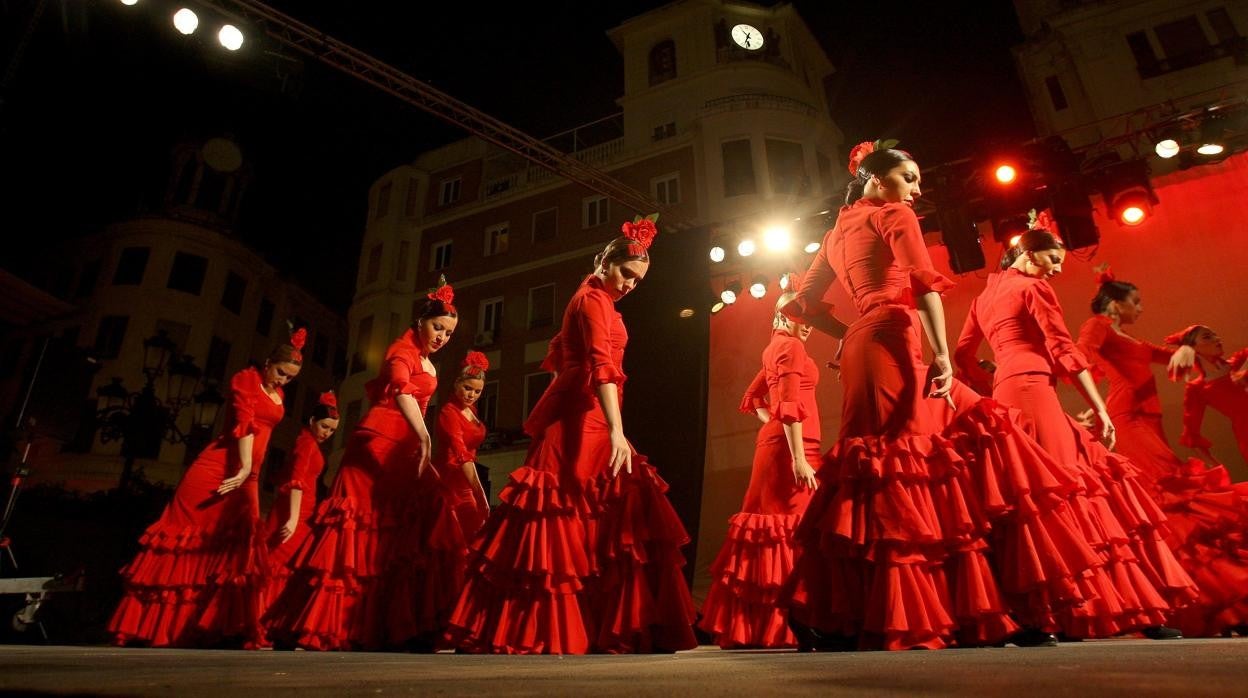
[1055,633,1084,643]
[788,617,856,652]
[1141,626,1182,640]
[1007,628,1058,647]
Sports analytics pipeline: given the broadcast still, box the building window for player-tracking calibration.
[167,252,208,295]
[1155,15,1211,70]
[405,177,421,218]
[524,372,554,418]
[352,315,373,374]
[94,315,129,359]
[76,261,101,299]
[204,335,232,382]
[582,195,609,228]
[154,319,191,355]
[431,239,453,271]
[221,271,247,315]
[438,177,462,206]
[1040,76,1068,112]
[484,223,509,257]
[528,284,555,330]
[532,208,558,243]
[365,243,383,284]
[766,138,807,195]
[312,333,328,366]
[112,246,150,286]
[478,297,503,344]
[722,139,757,197]
[256,298,274,337]
[648,40,677,86]
[652,122,677,141]
[375,181,392,220]
[396,240,411,282]
[652,173,680,205]
[479,381,499,430]
[1207,8,1240,43]
[1126,30,1160,75]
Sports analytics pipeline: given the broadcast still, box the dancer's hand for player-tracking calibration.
[1075,408,1096,429]
[1093,409,1116,450]
[415,435,434,478]
[279,517,299,543]
[792,458,818,492]
[927,353,954,403]
[609,428,632,477]
[217,467,250,495]
[1168,346,1196,381]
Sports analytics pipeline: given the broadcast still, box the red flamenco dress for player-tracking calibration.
[261,427,325,606]
[783,198,1113,651]
[108,366,280,648]
[445,275,698,654]
[265,329,464,650]
[957,270,1197,638]
[433,401,488,542]
[699,330,822,648]
[1181,348,1248,464]
[1079,318,1248,636]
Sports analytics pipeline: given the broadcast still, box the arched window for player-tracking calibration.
[648,40,677,86]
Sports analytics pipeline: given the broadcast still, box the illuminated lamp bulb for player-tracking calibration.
[804,241,821,253]
[1154,138,1180,159]
[120,0,139,6]
[1009,234,1022,247]
[737,239,756,257]
[994,164,1017,184]
[710,301,726,314]
[218,24,244,51]
[763,226,791,251]
[173,8,199,35]
[749,275,767,299]
[709,246,726,263]
[678,308,695,319]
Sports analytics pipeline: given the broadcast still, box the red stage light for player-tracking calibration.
[994,164,1018,184]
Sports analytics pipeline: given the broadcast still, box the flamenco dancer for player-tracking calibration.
[1078,272,1248,636]
[956,230,1197,640]
[109,327,305,648]
[699,286,822,649]
[261,390,339,606]
[433,351,492,543]
[266,281,463,651]
[445,216,698,654]
[780,140,1117,651]
[1172,324,1248,465]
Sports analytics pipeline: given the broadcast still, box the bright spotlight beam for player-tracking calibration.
[173,8,199,35]
[994,164,1017,184]
[218,24,245,51]
[763,226,791,251]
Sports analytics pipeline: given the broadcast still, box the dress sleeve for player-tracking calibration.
[1076,315,1112,381]
[279,436,320,495]
[576,291,627,389]
[1023,281,1090,377]
[876,204,954,295]
[436,404,476,466]
[954,299,994,393]
[788,229,837,321]
[382,347,427,400]
[1180,381,1213,449]
[541,332,565,374]
[738,368,769,414]
[768,337,808,425]
[1229,348,1248,372]
[228,368,260,440]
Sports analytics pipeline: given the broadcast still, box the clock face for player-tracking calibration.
[731,23,763,51]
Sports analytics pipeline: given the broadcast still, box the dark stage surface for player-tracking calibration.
[1,639,1246,696]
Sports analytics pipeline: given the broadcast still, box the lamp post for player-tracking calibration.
[94,331,225,491]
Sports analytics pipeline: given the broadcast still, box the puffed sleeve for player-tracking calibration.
[436,403,476,466]
[541,332,565,374]
[954,299,994,393]
[1077,315,1112,381]
[576,290,627,389]
[1180,381,1213,449]
[279,433,322,495]
[768,337,808,425]
[876,204,955,295]
[228,368,260,440]
[382,347,427,400]
[1229,348,1248,372]
[1023,281,1090,377]
[788,228,837,321]
[738,368,768,414]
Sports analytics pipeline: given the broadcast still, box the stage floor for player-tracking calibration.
[1,639,1246,696]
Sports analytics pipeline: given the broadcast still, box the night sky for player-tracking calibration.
[0,0,1033,312]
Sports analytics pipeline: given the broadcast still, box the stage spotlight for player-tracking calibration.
[779,273,789,291]
[803,241,820,253]
[749,275,767,299]
[218,24,245,51]
[1009,234,1022,247]
[1111,190,1152,226]
[678,308,695,319]
[173,8,199,35]
[720,281,741,306]
[763,226,791,251]
[1154,129,1181,159]
[1197,113,1226,156]
[709,246,725,263]
[1102,161,1157,227]
[994,164,1018,184]
[737,240,756,257]
[710,301,726,314]
[120,0,139,6]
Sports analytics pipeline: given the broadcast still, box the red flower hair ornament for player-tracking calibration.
[463,350,490,376]
[848,138,900,176]
[317,390,340,419]
[621,214,659,251]
[427,275,456,309]
[287,325,307,362]
[1093,262,1116,286]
